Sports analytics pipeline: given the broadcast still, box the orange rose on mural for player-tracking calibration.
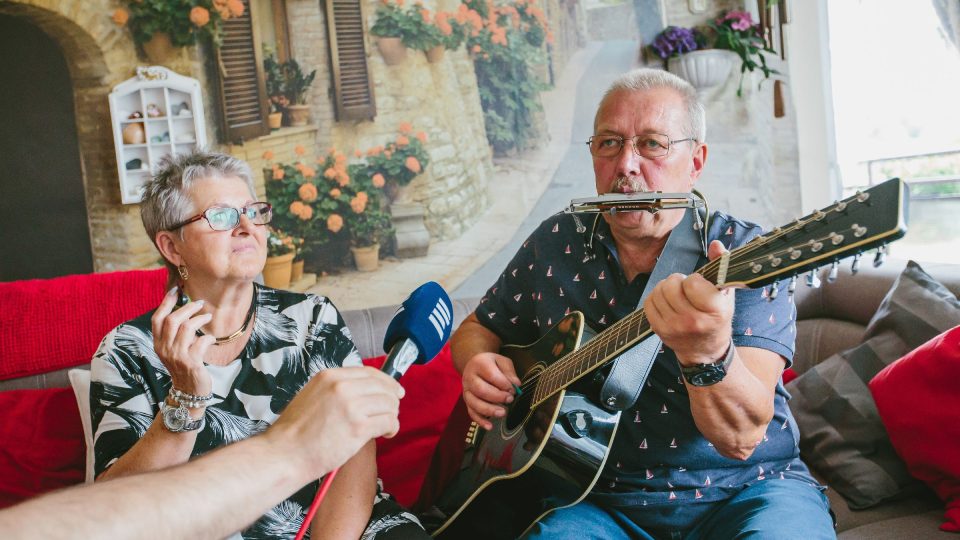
[189,6,210,27]
[112,8,130,26]
[327,214,344,233]
[263,150,274,160]
[371,173,385,188]
[298,183,318,202]
[405,156,421,173]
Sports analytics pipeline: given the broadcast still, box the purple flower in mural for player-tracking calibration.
[650,26,701,59]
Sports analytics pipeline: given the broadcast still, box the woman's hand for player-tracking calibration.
[151,287,216,396]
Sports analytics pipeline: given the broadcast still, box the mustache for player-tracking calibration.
[611,177,649,193]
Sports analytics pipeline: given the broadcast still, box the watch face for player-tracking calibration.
[163,405,188,431]
[688,366,726,386]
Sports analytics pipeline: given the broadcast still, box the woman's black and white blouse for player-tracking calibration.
[90,284,424,540]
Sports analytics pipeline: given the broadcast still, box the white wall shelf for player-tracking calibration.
[108,66,207,204]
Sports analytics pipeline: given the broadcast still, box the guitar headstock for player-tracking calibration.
[717,177,909,290]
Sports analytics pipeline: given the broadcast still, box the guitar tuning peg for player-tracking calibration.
[827,261,839,283]
[873,245,887,268]
[851,253,861,275]
[767,281,780,301]
[788,275,798,296]
[806,270,822,289]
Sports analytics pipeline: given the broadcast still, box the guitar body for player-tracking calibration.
[430,312,621,539]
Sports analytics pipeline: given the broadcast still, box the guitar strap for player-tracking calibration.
[598,204,707,411]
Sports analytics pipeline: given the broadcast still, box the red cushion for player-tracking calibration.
[782,367,798,385]
[0,388,86,509]
[0,268,168,381]
[869,325,960,533]
[363,344,462,507]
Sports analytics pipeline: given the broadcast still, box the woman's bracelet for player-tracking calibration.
[169,387,214,409]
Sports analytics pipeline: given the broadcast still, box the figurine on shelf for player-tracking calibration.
[122,123,145,145]
[146,103,164,118]
[127,111,143,120]
[171,101,191,116]
[125,158,145,171]
[149,131,171,144]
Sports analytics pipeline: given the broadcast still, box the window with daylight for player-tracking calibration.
[828,0,960,264]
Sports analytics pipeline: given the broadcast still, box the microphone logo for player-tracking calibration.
[428,299,452,339]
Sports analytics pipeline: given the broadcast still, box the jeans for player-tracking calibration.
[521,479,835,540]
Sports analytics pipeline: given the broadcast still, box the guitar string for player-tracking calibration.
[515,200,861,399]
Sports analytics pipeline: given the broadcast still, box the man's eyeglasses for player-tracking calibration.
[586,133,697,159]
[169,202,273,232]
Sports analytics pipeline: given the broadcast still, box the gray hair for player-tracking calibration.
[140,150,255,269]
[594,68,706,143]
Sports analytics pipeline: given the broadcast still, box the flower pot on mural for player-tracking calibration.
[263,252,294,289]
[290,259,305,282]
[285,104,311,127]
[426,45,445,63]
[667,49,737,90]
[350,244,380,272]
[268,112,283,129]
[142,32,175,65]
[376,37,407,65]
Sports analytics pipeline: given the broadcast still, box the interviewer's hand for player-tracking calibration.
[151,287,215,397]
[270,367,404,478]
[462,352,521,430]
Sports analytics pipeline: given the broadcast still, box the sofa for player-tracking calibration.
[1,260,958,538]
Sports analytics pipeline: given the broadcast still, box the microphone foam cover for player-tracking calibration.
[382,281,453,364]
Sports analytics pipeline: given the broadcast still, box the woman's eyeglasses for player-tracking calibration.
[169,202,273,232]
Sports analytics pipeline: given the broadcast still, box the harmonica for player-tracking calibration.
[565,192,705,214]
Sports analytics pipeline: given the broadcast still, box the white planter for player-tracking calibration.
[667,50,738,90]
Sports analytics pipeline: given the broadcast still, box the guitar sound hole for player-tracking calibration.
[504,386,533,431]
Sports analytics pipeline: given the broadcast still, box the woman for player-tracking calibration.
[90,151,427,540]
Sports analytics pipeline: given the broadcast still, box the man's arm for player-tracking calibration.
[0,367,403,540]
[645,240,785,460]
[310,440,377,540]
[451,314,521,430]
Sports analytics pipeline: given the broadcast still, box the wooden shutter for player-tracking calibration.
[217,0,271,142]
[325,0,377,120]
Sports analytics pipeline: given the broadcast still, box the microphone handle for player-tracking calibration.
[381,338,420,380]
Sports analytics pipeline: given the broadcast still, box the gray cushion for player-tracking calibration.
[788,261,960,509]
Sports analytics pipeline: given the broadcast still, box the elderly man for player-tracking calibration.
[452,68,835,539]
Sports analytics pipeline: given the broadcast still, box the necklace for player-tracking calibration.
[196,287,257,346]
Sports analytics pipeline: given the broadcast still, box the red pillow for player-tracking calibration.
[0,268,168,381]
[363,344,463,507]
[0,388,86,509]
[869,325,960,533]
[782,367,798,385]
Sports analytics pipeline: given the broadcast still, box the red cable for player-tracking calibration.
[294,466,339,540]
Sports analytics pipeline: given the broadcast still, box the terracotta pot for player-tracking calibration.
[286,104,311,127]
[262,252,294,289]
[351,243,380,272]
[426,46,445,63]
[376,37,407,65]
[268,112,283,129]
[142,32,175,65]
[290,259,304,282]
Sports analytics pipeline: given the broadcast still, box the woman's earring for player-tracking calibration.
[178,265,189,281]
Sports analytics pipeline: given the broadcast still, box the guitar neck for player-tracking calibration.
[530,178,908,408]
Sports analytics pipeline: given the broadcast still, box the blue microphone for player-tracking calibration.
[381,282,454,380]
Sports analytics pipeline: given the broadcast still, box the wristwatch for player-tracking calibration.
[160,400,205,432]
[680,340,735,387]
